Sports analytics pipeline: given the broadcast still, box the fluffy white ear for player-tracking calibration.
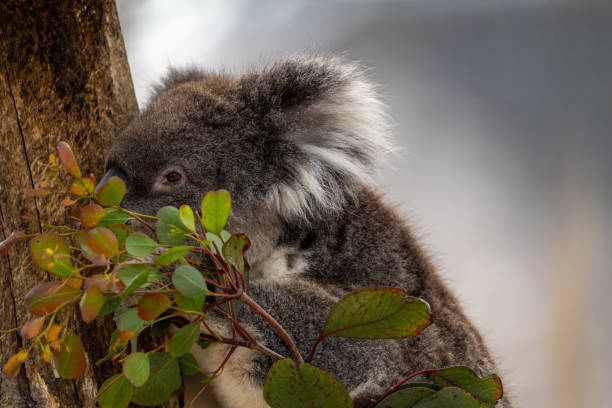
[240,56,393,221]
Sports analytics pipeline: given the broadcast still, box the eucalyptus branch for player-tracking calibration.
[238,292,304,364]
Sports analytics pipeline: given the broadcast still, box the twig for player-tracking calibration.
[239,292,304,364]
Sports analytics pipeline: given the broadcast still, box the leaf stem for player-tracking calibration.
[367,369,436,407]
[238,292,304,364]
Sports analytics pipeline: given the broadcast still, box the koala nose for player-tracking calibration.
[95,167,128,195]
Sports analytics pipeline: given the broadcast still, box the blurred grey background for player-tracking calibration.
[115,1,612,407]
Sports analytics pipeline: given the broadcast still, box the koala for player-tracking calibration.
[103,56,513,408]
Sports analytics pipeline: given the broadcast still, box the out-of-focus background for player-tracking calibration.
[115,1,612,407]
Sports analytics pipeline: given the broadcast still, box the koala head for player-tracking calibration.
[102,56,391,260]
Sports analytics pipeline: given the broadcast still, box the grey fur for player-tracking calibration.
[105,55,513,407]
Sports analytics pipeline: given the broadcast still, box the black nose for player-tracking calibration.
[95,167,128,193]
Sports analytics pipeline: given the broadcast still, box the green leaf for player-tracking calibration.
[200,189,231,234]
[79,285,105,323]
[79,203,106,227]
[138,293,171,321]
[57,141,81,178]
[179,204,196,232]
[30,233,73,277]
[222,233,250,272]
[131,352,181,406]
[169,322,199,357]
[123,352,150,387]
[179,353,201,375]
[117,264,151,297]
[97,208,131,227]
[25,282,81,316]
[98,297,122,317]
[98,374,132,408]
[156,206,190,245]
[95,175,126,207]
[263,359,352,408]
[172,265,208,299]
[117,308,147,339]
[323,288,432,339]
[196,339,210,350]
[85,227,119,258]
[108,224,131,251]
[374,384,439,407]
[52,331,86,379]
[125,233,157,257]
[154,245,194,266]
[413,387,483,408]
[175,294,205,314]
[431,366,503,407]
[205,232,223,254]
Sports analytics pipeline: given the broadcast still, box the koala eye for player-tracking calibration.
[153,166,187,192]
[164,171,182,184]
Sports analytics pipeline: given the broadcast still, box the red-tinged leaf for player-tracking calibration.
[62,276,83,289]
[92,254,110,266]
[80,203,106,227]
[61,198,76,207]
[57,141,81,178]
[69,178,94,197]
[30,233,74,277]
[79,285,105,323]
[20,317,45,339]
[86,227,119,258]
[117,330,135,341]
[0,230,25,255]
[52,331,86,379]
[45,323,62,343]
[222,233,250,272]
[137,293,171,321]
[81,177,95,193]
[25,282,81,316]
[322,287,432,339]
[70,180,86,196]
[95,176,126,207]
[3,350,28,377]
[263,359,353,408]
[431,366,503,407]
[83,273,125,295]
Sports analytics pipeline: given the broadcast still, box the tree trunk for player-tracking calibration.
[0,1,166,407]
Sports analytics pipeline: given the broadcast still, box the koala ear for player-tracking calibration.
[148,66,211,104]
[239,56,393,221]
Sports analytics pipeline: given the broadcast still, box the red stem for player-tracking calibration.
[239,292,304,364]
[367,369,436,408]
[306,334,327,363]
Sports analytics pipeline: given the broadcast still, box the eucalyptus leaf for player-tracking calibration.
[172,265,207,299]
[126,233,157,257]
[131,352,181,406]
[323,288,432,339]
[156,206,190,245]
[263,359,352,408]
[98,374,132,408]
[170,322,200,357]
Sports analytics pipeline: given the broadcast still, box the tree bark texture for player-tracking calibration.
[0,1,139,406]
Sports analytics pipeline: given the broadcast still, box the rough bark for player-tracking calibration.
[0,1,142,406]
